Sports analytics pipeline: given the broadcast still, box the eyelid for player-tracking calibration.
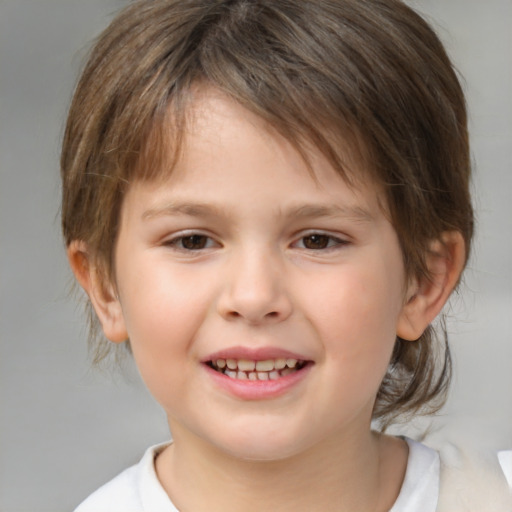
[291,230,351,250]
[162,230,221,251]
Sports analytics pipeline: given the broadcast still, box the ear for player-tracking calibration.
[67,241,128,343]
[396,231,466,341]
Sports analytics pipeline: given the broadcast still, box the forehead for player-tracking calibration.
[136,86,382,201]
[126,88,386,221]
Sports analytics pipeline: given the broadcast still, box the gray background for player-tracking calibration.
[1,1,511,510]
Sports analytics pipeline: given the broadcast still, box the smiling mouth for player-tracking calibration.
[207,358,308,381]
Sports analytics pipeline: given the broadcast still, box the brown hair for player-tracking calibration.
[61,0,473,425]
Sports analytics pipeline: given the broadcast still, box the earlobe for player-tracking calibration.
[396,231,466,341]
[67,241,128,343]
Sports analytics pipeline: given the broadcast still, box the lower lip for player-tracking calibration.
[204,363,313,400]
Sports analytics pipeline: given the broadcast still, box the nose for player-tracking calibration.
[217,247,293,325]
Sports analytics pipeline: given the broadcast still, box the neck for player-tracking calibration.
[155,425,407,512]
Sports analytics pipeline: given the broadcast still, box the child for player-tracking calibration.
[61,0,511,510]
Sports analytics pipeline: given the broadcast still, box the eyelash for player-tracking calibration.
[164,234,219,251]
[293,233,348,251]
[164,232,348,252]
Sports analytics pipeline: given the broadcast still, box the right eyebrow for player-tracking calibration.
[141,202,227,220]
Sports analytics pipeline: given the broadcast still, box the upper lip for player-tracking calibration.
[202,346,312,363]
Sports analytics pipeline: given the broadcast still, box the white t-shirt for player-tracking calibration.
[74,439,510,512]
[498,450,512,489]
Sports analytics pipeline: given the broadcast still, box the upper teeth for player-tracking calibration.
[216,358,298,372]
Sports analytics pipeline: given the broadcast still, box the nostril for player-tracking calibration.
[219,289,293,323]
[227,310,278,319]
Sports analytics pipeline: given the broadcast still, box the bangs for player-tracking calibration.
[126,79,369,190]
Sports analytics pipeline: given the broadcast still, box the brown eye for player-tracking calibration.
[302,234,331,249]
[180,235,209,250]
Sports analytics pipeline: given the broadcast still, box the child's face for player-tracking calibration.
[110,89,411,460]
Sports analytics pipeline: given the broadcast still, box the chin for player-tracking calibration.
[207,424,314,463]
[222,441,301,463]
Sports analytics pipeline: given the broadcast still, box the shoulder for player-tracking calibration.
[74,463,141,512]
[75,466,143,512]
[392,438,512,512]
[498,450,512,489]
[435,442,512,512]
[74,443,175,512]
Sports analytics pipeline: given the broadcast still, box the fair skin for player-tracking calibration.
[69,88,465,512]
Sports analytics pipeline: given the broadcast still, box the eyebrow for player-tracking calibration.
[141,201,373,223]
[288,204,373,223]
[142,202,225,220]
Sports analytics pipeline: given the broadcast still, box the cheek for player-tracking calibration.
[307,261,404,376]
[120,251,208,322]
[318,267,401,333]
[302,267,403,426]
[115,257,212,387]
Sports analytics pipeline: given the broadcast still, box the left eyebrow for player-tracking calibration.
[286,204,374,223]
